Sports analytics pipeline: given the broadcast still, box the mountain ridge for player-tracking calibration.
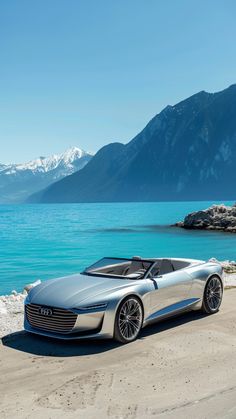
[29,84,236,203]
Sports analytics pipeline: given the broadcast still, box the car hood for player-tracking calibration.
[28,273,135,308]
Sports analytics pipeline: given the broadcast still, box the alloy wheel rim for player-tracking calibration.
[118,299,142,340]
[206,277,222,310]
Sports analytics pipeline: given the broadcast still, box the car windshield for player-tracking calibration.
[82,257,154,279]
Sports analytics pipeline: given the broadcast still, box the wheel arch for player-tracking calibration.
[115,293,144,314]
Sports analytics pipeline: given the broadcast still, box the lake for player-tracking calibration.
[0,201,236,295]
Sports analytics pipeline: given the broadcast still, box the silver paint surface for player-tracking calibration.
[24,258,223,340]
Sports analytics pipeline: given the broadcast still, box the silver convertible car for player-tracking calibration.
[24,256,223,344]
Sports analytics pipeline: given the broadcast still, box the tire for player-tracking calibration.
[114,296,143,343]
[201,276,223,314]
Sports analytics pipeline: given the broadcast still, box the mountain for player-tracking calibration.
[29,84,236,203]
[0,147,93,203]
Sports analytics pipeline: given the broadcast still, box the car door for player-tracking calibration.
[149,260,193,316]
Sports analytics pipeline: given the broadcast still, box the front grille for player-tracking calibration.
[25,303,78,334]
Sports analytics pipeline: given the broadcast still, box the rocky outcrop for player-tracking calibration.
[175,204,236,232]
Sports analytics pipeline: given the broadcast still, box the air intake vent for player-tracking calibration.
[25,303,77,334]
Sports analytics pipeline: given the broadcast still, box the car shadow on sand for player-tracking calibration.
[2,311,207,357]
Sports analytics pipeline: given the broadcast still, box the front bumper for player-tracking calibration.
[24,302,115,340]
[24,318,111,340]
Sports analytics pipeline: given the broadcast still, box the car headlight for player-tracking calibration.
[73,302,108,313]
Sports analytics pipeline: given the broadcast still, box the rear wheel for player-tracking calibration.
[114,297,143,343]
[202,276,223,314]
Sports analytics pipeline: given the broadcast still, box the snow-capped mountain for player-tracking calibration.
[0,147,93,203]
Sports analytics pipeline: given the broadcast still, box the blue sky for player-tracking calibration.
[0,0,236,163]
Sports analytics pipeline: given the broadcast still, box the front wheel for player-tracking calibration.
[201,276,223,314]
[114,297,143,343]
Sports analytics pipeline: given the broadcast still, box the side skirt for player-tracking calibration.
[143,298,201,327]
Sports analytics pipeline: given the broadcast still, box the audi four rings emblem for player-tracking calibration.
[38,307,53,316]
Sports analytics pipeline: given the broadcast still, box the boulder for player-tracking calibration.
[174,204,236,232]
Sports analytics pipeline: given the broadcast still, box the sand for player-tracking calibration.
[0,288,236,419]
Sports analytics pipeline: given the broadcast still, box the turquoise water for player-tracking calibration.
[1,202,236,295]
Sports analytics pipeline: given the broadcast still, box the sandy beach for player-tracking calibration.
[0,288,236,419]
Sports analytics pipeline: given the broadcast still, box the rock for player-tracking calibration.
[0,300,7,315]
[174,204,236,233]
